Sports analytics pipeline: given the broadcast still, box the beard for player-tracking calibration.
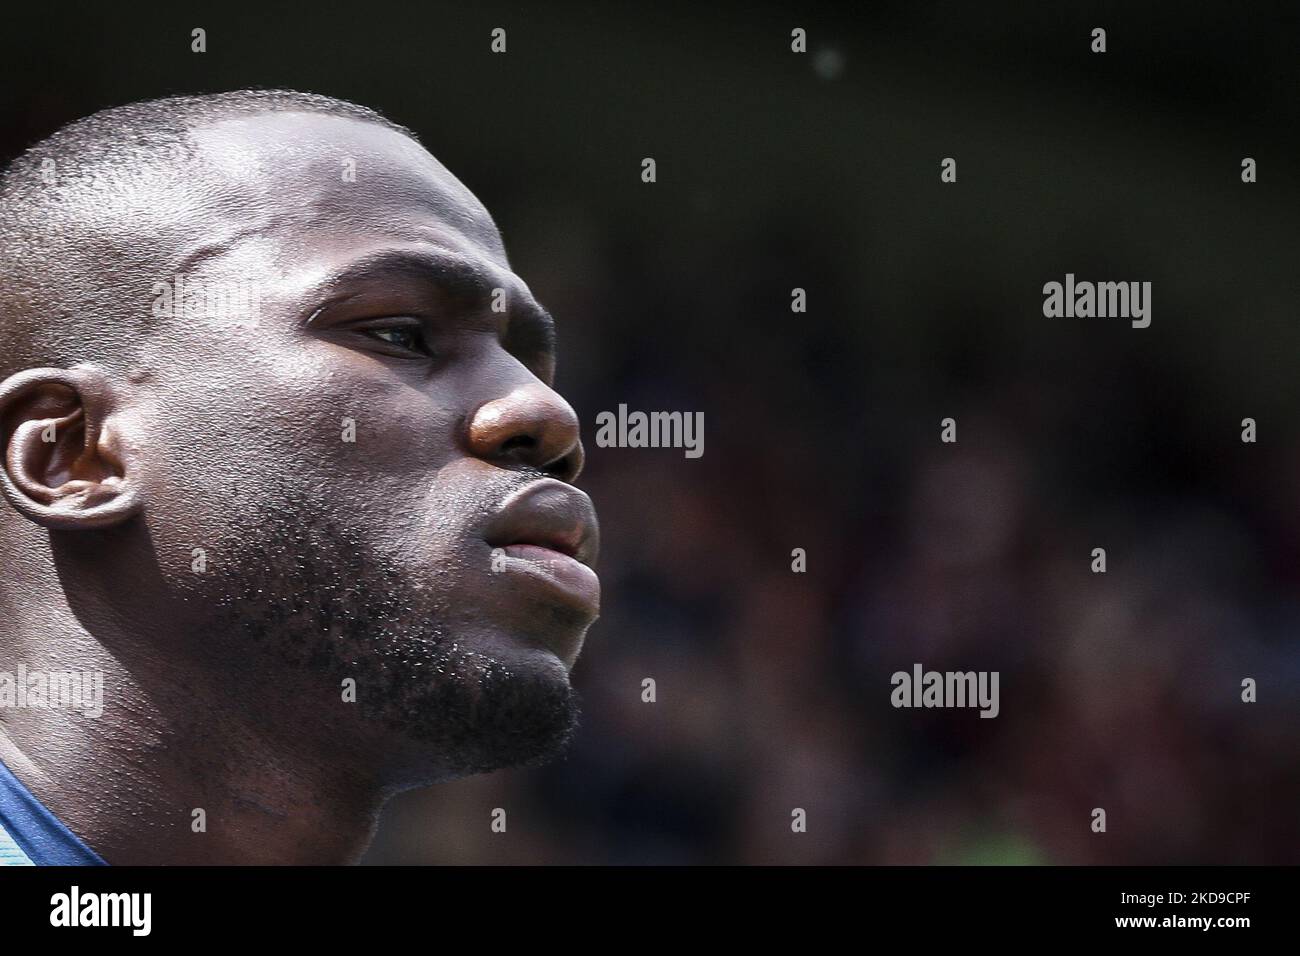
[204,491,581,785]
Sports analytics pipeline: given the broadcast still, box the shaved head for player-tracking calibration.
[0,91,419,377]
[0,91,600,863]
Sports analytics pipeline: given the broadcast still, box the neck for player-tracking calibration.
[0,609,387,865]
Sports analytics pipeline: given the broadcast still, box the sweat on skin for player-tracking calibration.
[0,91,602,865]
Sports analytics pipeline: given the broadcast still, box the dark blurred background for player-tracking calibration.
[4,1,1298,863]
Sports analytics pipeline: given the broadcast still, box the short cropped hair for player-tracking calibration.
[0,90,417,376]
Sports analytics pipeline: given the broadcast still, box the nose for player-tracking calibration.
[466,381,585,482]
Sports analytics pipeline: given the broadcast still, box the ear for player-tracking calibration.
[0,366,143,529]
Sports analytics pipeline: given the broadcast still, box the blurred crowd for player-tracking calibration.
[4,0,1294,866]
[365,222,1300,864]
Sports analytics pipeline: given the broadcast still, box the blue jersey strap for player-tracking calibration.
[0,818,33,865]
[0,757,106,865]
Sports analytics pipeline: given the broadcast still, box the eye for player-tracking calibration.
[363,325,429,355]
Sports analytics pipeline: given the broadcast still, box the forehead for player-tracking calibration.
[136,112,555,373]
[181,112,508,269]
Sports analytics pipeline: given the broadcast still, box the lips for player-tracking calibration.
[483,479,601,615]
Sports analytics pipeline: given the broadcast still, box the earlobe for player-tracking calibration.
[0,366,143,529]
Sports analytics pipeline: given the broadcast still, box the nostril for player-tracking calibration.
[543,453,573,480]
[499,435,537,457]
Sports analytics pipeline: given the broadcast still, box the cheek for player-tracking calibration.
[137,355,473,560]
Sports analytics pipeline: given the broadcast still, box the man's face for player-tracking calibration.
[116,113,599,783]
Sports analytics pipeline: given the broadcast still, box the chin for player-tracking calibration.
[360,627,584,788]
[458,604,594,672]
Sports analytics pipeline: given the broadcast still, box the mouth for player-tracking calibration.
[484,479,601,616]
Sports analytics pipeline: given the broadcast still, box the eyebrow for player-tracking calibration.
[306,246,557,360]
